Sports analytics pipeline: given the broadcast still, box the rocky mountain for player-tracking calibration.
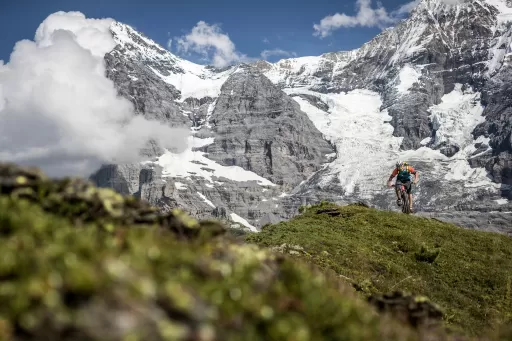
[91,0,512,233]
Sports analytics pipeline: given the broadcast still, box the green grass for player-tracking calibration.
[246,202,512,336]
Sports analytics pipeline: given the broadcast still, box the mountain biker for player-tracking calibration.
[387,161,419,212]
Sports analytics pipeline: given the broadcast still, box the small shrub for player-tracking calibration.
[414,245,441,264]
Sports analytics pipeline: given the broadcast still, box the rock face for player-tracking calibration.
[106,23,187,130]
[90,24,334,231]
[473,56,512,198]
[90,0,512,233]
[202,66,334,190]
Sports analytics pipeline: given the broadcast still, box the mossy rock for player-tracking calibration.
[0,163,225,241]
[368,291,443,328]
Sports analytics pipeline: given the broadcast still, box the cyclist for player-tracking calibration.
[387,161,419,212]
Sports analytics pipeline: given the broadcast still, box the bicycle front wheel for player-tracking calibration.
[401,191,410,214]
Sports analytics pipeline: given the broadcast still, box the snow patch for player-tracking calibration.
[495,198,509,205]
[230,213,257,232]
[156,136,276,186]
[197,192,216,208]
[174,182,187,190]
[263,53,355,88]
[151,66,234,100]
[420,137,431,146]
[396,64,421,94]
[428,84,485,154]
[487,0,512,23]
[205,100,217,128]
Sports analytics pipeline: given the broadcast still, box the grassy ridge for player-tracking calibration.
[246,203,512,336]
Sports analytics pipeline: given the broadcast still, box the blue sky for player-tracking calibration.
[0,0,416,65]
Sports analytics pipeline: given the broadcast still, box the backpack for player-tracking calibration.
[397,165,413,182]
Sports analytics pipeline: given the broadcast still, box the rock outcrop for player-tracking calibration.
[201,66,334,190]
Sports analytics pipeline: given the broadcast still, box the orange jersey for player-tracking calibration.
[391,165,417,182]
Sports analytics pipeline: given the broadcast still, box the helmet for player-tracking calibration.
[396,161,407,168]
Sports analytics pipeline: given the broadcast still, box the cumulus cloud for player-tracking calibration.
[313,0,421,37]
[394,0,422,16]
[176,21,250,68]
[0,11,189,178]
[260,49,297,60]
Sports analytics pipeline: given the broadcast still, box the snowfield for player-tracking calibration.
[230,212,257,232]
[156,136,276,187]
[396,64,422,94]
[287,85,499,200]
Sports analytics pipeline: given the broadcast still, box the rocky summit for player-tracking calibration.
[89,0,512,232]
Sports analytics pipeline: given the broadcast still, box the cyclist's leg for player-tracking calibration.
[395,181,403,205]
[405,181,413,209]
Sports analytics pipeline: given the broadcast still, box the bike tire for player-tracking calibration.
[401,191,410,214]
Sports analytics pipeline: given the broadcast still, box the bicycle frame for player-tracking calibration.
[392,183,411,214]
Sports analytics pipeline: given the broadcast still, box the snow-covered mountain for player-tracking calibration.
[92,0,512,233]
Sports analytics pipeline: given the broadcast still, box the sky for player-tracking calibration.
[0,0,420,65]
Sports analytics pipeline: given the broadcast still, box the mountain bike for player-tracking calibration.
[397,183,411,214]
[389,182,412,214]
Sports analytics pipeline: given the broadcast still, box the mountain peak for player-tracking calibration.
[110,22,183,70]
[412,0,512,20]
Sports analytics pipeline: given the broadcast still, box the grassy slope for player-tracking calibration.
[246,203,512,336]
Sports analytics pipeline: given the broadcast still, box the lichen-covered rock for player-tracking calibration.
[368,292,444,328]
[0,163,225,240]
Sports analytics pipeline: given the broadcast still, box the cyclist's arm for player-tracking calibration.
[387,169,398,186]
[411,167,419,183]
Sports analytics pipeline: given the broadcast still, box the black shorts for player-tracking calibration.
[395,181,412,194]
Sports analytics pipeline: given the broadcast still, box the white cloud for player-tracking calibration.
[167,38,172,50]
[0,11,189,178]
[313,0,420,37]
[263,37,270,44]
[176,21,250,68]
[260,49,297,60]
[394,0,422,16]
